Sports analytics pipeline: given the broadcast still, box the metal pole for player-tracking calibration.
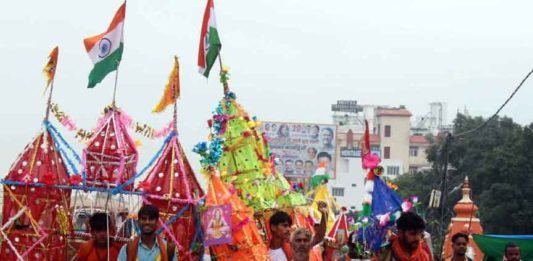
[217,48,229,94]
[438,132,452,258]
[111,59,121,109]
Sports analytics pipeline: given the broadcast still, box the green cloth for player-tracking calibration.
[473,234,533,261]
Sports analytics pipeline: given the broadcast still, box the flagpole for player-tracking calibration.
[217,48,229,94]
[173,77,178,133]
[111,60,121,109]
[44,78,55,122]
[112,0,126,110]
[171,56,179,132]
[173,92,178,133]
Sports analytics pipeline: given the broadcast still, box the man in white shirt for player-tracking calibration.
[268,202,328,261]
[268,211,292,261]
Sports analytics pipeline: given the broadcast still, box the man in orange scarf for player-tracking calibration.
[374,212,431,261]
[75,212,123,261]
[269,202,328,261]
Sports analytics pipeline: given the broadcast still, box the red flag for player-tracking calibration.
[361,120,381,169]
[361,120,370,156]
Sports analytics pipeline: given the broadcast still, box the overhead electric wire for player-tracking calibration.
[435,66,533,259]
[454,67,533,138]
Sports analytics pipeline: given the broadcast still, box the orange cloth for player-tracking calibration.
[76,239,122,261]
[207,175,269,260]
[282,242,323,261]
[389,236,431,261]
[127,236,169,261]
[152,56,180,113]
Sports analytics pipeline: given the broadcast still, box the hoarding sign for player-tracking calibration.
[261,122,337,178]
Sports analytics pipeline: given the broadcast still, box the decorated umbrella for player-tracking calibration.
[196,0,307,247]
[194,121,268,260]
[207,84,311,244]
[326,207,349,242]
[136,56,205,261]
[0,47,75,261]
[324,207,350,260]
[81,2,137,191]
[209,90,279,211]
[138,133,205,260]
[1,127,74,260]
[83,107,138,191]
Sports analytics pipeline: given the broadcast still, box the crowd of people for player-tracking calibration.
[74,204,523,261]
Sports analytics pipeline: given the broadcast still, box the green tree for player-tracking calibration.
[397,113,533,235]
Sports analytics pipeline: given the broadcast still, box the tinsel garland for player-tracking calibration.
[55,205,70,235]
[50,103,173,140]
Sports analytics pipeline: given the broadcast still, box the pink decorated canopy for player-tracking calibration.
[83,109,138,190]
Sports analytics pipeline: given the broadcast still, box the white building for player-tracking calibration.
[327,102,433,211]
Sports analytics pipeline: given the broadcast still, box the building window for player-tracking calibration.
[351,184,357,187]
[332,187,345,197]
[384,146,390,159]
[409,166,418,174]
[378,124,381,135]
[409,146,418,157]
[385,125,391,137]
[387,166,400,175]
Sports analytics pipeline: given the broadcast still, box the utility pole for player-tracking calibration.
[438,132,452,259]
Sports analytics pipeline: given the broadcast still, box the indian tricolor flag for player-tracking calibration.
[198,0,221,78]
[84,2,125,88]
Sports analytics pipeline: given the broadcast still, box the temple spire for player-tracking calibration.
[459,176,473,203]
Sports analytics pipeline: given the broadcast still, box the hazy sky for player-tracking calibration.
[2,0,533,176]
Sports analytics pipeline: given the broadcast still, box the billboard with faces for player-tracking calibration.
[260,121,337,179]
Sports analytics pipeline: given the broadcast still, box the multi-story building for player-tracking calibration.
[375,106,412,177]
[327,102,434,210]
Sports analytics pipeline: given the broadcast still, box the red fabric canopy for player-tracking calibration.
[1,129,72,260]
[141,135,205,260]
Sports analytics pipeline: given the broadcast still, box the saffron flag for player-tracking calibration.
[43,46,59,93]
[152,56,180,113]
[198,0,221,78]
[84,2,125,88]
